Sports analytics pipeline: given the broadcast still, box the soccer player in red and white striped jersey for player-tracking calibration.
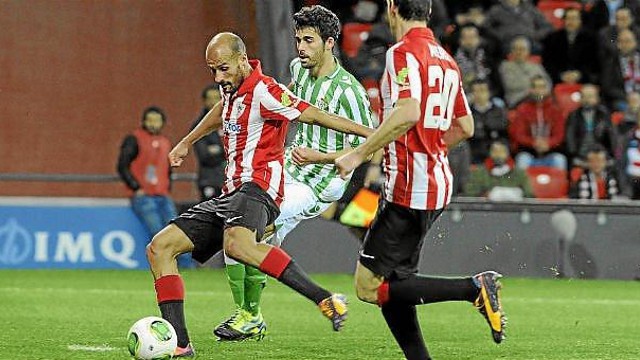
[147,32,372,356]
[336,1,506,358]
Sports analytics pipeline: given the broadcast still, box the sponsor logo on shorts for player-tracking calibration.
[226,215,243,224]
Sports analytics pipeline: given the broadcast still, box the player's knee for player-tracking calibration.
[223,231,249,262]
[355,277,378,304]
[147,229,186,260]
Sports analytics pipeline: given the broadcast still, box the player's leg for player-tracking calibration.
[212,252,247,340]
[148,199,225,357]
[146,224,195,356]
[353,261,431,360]
[157,195,193,269]
[222,184,347,330]
[356,201,505,347]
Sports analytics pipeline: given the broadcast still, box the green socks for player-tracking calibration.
[224,263,267,316]
[225,263,246,309]
[244,265,267,316]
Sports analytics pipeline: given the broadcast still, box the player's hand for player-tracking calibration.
[335,151,365,179]
[169,141,189,167]
[292,147,324,166]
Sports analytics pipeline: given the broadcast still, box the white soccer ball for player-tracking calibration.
[127,316,177,360]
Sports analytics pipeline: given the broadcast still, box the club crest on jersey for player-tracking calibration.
[316,98,329,111]
[281,92,293,107]
[395,67,410,91]
[234,103,246,116]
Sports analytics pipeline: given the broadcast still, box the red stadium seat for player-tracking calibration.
[526,166,569,199]
[611,111,624,126]
[341,22,373,58]
[361,78,381,115]
[553,83,582,118]
[537,0,583,30]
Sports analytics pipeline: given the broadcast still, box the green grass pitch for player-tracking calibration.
[1,269,639,359]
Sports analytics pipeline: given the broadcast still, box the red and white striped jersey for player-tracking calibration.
[380,28,471,210]
[220,60,310,205]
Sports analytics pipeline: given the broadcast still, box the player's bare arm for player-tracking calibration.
[169,100,223,167]
[335,98,420,177]
[291,147,353,166]
[443,114,474,148]
[298,105,374,138]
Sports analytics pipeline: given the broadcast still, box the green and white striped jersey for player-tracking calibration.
[286,57,376,198]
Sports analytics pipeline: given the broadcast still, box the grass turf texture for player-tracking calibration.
[1,269,638,359]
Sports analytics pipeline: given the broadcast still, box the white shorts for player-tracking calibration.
[224,171,348,264]
[271,171,348,246]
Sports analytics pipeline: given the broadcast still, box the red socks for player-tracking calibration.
[259,247,292,278]
[377,280,390,306]
[154,274,185,303]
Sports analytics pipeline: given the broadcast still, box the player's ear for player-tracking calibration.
[325,37,335,51]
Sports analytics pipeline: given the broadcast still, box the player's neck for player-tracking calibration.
[311,54,337,79]
[394,21,427,41]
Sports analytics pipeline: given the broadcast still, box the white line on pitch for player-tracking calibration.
[67,344,119,352]
[2,286,640,306]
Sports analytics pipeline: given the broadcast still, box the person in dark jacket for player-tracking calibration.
[569,144,621,200]
[600,28,640,110]
[191,85,226,200]
[542,8,599,85]
[468,79,509,164]
[585,0,640,33]
[564,84,617,165]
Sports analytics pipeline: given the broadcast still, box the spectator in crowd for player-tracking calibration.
[484,0,553,55]
[499,36,552,108]
[464,140,534,200]
[570,144,621,199]
[468,79,509,164]
[601,28,640,110]
[448,141,472,197]
[510,75,568,170]
[543,8,599,85]
[564,84,617,165]
[351,13,394,81]
[617,91,640,135]
[444,0,495,16]
[443,5,498,55]
[597,7,640,62]
[621,110,640,198]
[116,107,192,267]
[454,25,500,93]
[191,85,226,201]
[586,0,640,33]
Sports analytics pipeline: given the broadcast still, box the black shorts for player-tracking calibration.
[359,199,444,279]
[171,182,280,263]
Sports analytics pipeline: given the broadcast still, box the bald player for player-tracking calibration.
[146,32,373,357]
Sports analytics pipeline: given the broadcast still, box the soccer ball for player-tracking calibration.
[127,316,177,360]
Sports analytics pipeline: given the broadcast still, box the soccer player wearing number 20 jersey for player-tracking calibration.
[335,1,507,359]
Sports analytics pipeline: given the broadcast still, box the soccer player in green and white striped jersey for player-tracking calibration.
[213,5,376,341]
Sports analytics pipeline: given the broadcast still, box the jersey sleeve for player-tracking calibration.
[386,46,422,102]
[259,81,311,122]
